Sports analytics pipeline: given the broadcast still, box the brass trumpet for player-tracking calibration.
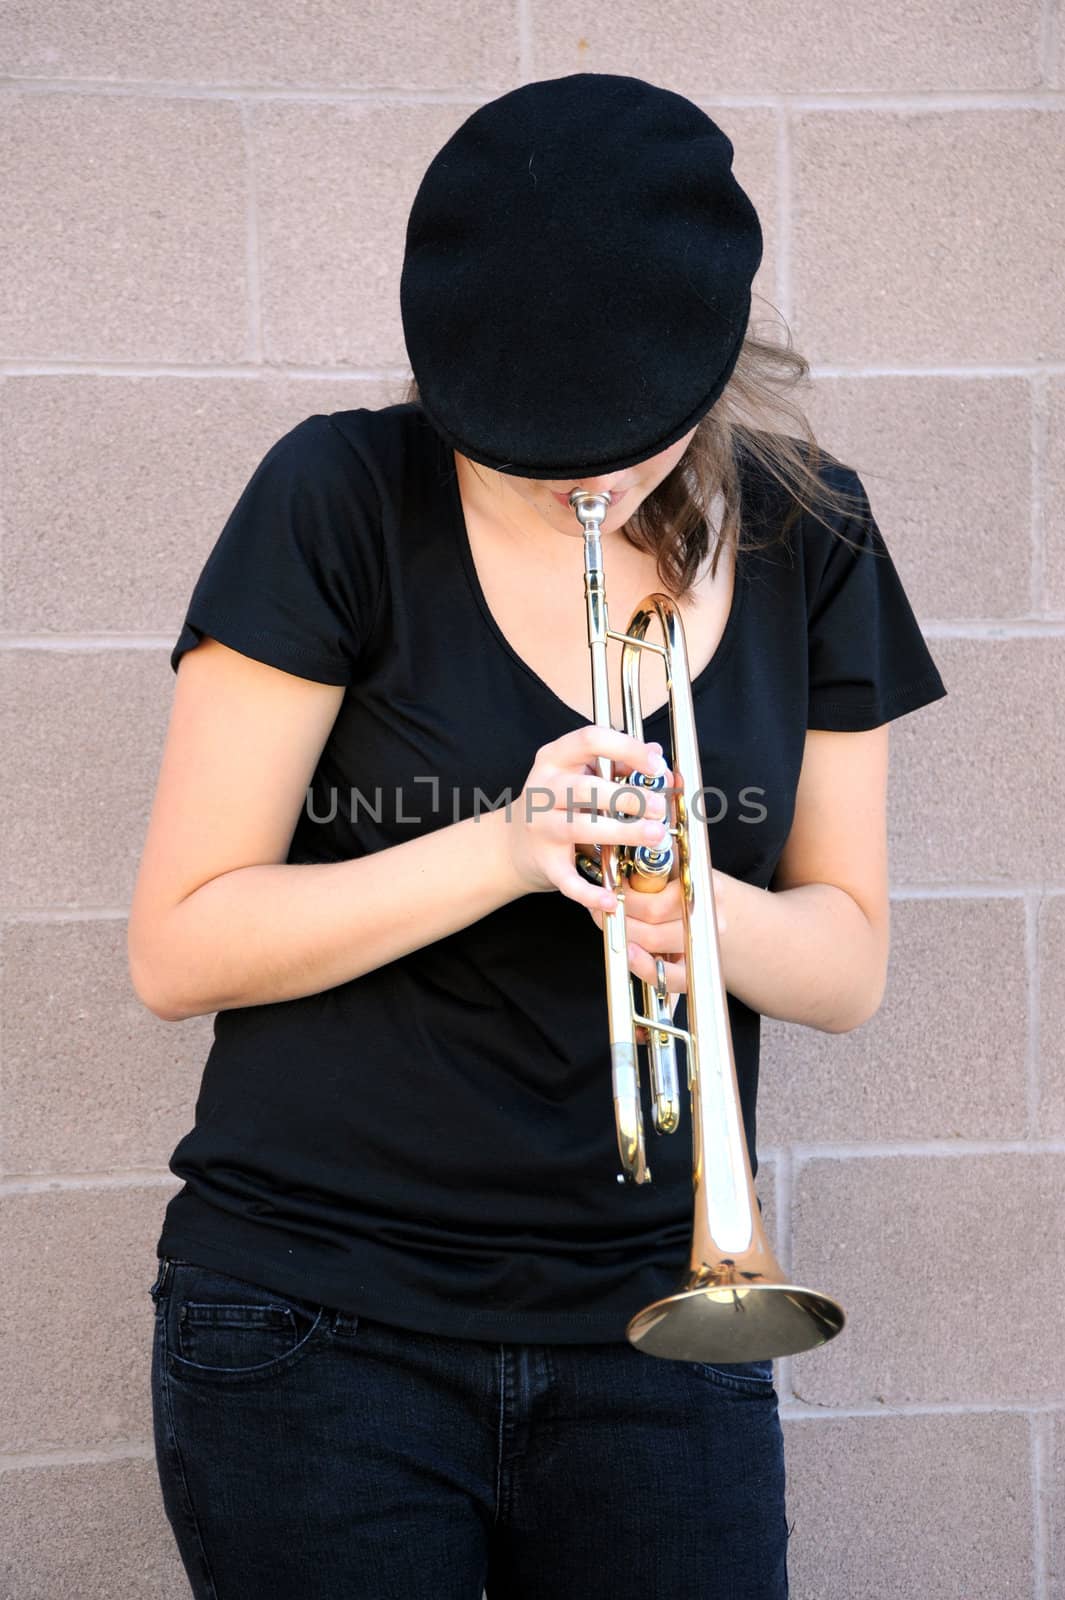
[570,489,846,1364]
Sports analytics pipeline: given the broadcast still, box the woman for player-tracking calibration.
[131,73,947,1600]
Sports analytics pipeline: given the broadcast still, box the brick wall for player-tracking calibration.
[1,6,1061,1595]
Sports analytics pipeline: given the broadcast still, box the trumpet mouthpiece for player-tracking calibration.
[569,490,612,529]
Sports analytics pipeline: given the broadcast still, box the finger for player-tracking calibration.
[550,725,668,780]
[622,918,687,953]
[622,885,686,924]
[558,867,619,915]
[552,775,670,823]
[627,944,687,994]
[564,811,672,852]
[628,891,727,937]
[591,907,686,936]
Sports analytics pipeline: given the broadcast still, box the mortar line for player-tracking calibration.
[813,363,1065,378]
[7,619,1065,651]
[776,100,792,324]
[0,361,413,378]
[1033,1411,1051,1600]
[2,80,1064,111]
[770,1139,1065,1159]
[1026,891,1043,1139]
[921,620,1065,635]
[516,0,532,80]
[1033,372,1050,615]
[781,1400,1065,1419]
[0,82,505,105]
[0,1444,157,1471]
[889,886,1065,899]
[4,359,1065,379]
[777,1145,796,1404]
[0,1172,181,1194]
[239,99,263,363]
[1042,0,1061,87]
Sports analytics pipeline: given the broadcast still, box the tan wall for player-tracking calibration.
[1,5,1061,1596]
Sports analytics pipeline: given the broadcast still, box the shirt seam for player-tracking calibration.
[809,667,945,715]
[178,608,351,677]
[319,414,389,658]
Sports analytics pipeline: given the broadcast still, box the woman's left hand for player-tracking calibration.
[587,866,730,999]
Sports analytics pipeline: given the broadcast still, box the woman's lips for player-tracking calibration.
[551,488,627,507]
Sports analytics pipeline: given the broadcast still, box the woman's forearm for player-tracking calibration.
[718,875,889,1034]
[134,807,528,1023]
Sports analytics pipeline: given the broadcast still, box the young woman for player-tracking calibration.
[131,72,946,1600]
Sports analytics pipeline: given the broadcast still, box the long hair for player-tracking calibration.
[402,297,869,598]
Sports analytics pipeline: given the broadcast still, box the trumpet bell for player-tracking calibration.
[627,1281,846,1364]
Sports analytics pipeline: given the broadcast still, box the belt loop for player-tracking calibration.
[149,1256,173,1303]
[332,1308,358,1337]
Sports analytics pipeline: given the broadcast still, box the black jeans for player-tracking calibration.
[149,1255,789,1599]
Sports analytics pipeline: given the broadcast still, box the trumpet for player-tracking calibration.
[570,489,846,1364]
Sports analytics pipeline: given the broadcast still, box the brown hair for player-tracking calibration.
[402,296,869,599]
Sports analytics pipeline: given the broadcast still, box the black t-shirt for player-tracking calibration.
[156,402,947,1342]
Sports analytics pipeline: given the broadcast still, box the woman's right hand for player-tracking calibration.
[502,725,672,912]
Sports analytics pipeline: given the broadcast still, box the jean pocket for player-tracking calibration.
[691,1357,775,1396]
[164,1260,328,1384]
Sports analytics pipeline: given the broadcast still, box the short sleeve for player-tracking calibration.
[805,467,947,731]
[170,414,382,684]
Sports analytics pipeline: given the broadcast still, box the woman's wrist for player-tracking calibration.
[473,802,537,905]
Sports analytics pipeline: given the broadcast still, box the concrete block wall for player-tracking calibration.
[1,5,1060,1595]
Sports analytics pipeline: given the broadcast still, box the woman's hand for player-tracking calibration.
[502,725,672,912]
[586,866,731,1002]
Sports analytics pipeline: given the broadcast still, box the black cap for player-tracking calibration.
[400,72,764,480]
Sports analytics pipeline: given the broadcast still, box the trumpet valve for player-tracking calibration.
[623,767,674,893]
[627,844,673,892]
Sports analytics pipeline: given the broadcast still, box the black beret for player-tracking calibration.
[400,72,764,480]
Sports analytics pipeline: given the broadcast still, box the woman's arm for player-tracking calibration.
[731,722,890,1031]
[132,815,530,1024]
[128,636,668,1023]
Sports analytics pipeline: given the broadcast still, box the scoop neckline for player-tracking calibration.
[444,448,747,728]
